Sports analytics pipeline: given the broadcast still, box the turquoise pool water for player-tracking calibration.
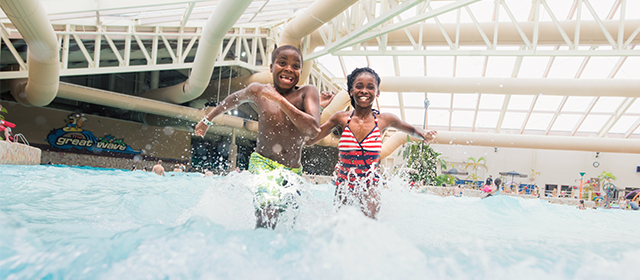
[1,164,639,279]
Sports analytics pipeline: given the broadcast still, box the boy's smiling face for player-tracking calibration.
[270,48,302,92]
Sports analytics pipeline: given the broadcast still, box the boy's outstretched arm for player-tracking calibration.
[383,113,437,142]
[195,83,258,137]
[262,84,320,138]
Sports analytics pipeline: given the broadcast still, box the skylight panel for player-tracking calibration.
[517,57,550,78]
[398,56,424,77]
[426,56,454,77]
[626,99,640,114]
[455,57,484,78]
[501,112,526,129]
[608,116,638,134]
[405,109,425,126]
[591,97,625,113]
[428,109,450,127]
[379,92,400,107]
[539,0,573,22]
[368,56,395,76]
[533,95,563,112]
[615,57,640,79]
[551,114,581,131]
[579,57,618,79]
[453,93,478,109]
[507,95,535,111]
[478,94,506,110]
[576,115,610,133]
[451,111,474,127]
[316,55,342,77]
[485,57,517,78]
[525,113,554,130]
[341,56,368,75]
[548,57,584,79]
[426,93,452,109]
[402,92,427,108]
[501,1,531,22]
[563,96,595,112]
[475,111,500,128]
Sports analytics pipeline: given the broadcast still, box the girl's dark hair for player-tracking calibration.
[346,67,381,107]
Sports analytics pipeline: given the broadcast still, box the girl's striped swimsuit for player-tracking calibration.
[335,111,382,189]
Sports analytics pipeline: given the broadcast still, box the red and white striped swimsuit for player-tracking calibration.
[335,111,382,189]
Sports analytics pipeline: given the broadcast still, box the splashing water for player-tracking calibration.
[1,165,639,279]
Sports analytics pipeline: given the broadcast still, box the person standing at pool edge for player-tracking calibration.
[195,45,320,229]
[306,67,436,219]
[152,160,165,176]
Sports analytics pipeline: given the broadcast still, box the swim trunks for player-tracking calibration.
[334,111,382,189]
[248,152,302,211]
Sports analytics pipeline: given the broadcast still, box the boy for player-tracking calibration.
[195,45,320,229]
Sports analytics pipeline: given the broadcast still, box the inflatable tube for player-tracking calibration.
[630,201,639,211]
[592,196,603,202]
[0,120,16,129]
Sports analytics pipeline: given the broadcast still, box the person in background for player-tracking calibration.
[152,160,165,176]
[577,199,586,210]
[131,165,137,171]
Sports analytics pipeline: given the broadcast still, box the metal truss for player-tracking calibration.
[0,23,273,79]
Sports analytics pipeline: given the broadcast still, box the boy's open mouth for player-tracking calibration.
[279,74,295,85]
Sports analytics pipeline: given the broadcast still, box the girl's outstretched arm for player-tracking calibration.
[305,111,345,145]
[380,113,437,142]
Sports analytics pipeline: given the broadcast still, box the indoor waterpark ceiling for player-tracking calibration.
[1,0,639,141]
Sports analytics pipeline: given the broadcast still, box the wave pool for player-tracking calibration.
[1,164,639,279]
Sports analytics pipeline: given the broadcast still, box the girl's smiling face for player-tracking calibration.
[350,72,380,108]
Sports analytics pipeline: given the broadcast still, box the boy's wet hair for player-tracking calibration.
[271,45,303,66]
[346,67,381,107]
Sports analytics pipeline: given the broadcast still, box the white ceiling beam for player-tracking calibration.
[598,97,635,137]
[333,49,639,56]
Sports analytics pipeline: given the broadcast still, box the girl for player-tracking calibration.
[307,67,437,219]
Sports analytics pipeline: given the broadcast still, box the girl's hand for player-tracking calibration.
[195,121,209,137]
[423,130,437,142]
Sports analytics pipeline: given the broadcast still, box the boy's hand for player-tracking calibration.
[261,85,283,103]
[195,121,208,137]
[422,130,437,142]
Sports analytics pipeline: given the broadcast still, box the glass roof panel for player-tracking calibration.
[478,94,506,110]
[453,93,478,109]
[533,95,563,112]
[563,96,595,112]
[591,97,625,113]
[398,56,424,77]
[405,109,425,126]
[485,57,517,78]
[517,57,550,78]
[525,113,554,130]
[428,109,450,127]
[507,95,535,111]
[501,112,527,130]
[368,56,395,76]
[551,114,581,131]
[402,92,427,109]
[426,56,454,77]
[608,116,638,134]
[548,57,584,79]
[379,92,399,107]
[627,99,640,114]
[341,56,368,75]
[475,111,500,128]
[615,56,640,79]
[427,93,452,109]
[576,115,610,133]
[316,55,342,77]
[451,111,474,127]
[580,57,618,79]
[455,57,484,78]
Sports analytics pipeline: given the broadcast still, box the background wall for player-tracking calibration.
[1,101,191,162]
[384,142,640,189]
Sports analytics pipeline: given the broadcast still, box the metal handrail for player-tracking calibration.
[12,133,29,146]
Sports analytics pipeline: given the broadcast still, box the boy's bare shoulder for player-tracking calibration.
[246,82,266,93]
